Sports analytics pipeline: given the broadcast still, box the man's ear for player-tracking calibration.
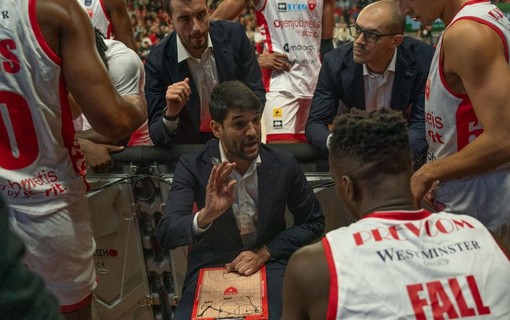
[164,13,173,29]
[211,120,222,139]
[341,175,356,201]
[392,34,404,48]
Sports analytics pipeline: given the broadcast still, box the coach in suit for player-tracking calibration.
[306,0,434,167]
[156,81,324,319]
[144,0,265,146]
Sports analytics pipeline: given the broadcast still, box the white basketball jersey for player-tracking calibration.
[255,0,323,97]
[425,1,510,229]
[78,0,112,39]
[0,0,88,215]
[324,210,510,319]
[425,0,510,161]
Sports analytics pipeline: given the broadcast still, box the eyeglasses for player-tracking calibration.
[348,24,401,44]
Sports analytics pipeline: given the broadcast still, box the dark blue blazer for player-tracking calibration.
[306,37,434,161]
[144,20,266,146]
[156,139,324,318]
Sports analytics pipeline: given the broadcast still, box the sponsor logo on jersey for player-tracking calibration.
[273,120,283,129]
[273,108,283,118]
[308,0,317,11]
[283,43,315,52]
[277,2,316,12]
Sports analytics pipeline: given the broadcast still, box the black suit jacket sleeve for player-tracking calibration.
[305,50,344,155]
[261,154,325,260]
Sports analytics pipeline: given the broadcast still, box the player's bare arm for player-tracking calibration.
[104,0,137,51]
[321,0,335,40]
[37,0,146,141]
[210,0,253,20]
[411,20,510,204]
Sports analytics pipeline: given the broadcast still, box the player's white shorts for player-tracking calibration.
[432,169,510,232]
[8,197,97,309]
[263,91,311,143]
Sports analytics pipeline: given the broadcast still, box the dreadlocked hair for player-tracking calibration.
[329,109,412,180]
[94,28,109,70]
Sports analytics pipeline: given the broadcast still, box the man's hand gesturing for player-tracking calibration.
[197,161,237,228]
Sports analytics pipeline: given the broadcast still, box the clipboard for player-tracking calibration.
[191,266,269,320]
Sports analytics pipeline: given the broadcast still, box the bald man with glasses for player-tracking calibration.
[306,0,434,170]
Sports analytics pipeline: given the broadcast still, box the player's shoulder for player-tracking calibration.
[287,241,328,282]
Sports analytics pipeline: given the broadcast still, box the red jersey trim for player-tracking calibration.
[459,0,491,11]
[99,0,113,38]
[362,209,432,221]
[266,133,307,143]
[322,237,338,320]
[29,0,61,65]
[59,293,92,313]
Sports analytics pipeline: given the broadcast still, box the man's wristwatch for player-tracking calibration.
[163,107,179,121]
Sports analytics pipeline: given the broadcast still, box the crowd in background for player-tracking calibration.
[126,0,510,60]
[126,0,380,60]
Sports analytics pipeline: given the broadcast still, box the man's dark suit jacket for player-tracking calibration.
[306,37,434,163]
[144,20,266,146]
[156,139,324,319]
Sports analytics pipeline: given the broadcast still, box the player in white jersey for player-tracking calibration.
[73,33,152,172]
[212,0,334,143]
[398,0,510,234]
[281,110,510,320]
[0,0,146,318]
[78,0,137,51]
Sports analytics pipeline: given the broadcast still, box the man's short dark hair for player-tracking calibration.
[209,81,261,123]
[329,109,411,180]
[163,0,208,15]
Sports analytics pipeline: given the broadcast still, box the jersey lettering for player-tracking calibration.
[0,39,20,73]
[0,91,39,170]
[407,275,491,319]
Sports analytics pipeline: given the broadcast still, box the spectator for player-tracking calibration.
[334,22,354,47]
[398,0,510,233]
[306,0,434,169]
[144,0,266,146]
[0,0,146,318]
[211,0,335,143]
[156,81,324,319]
[282,109,510,320]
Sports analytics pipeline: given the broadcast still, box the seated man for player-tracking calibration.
[306,0,434,168]
[156,81,324,319]
[282,109,510,319]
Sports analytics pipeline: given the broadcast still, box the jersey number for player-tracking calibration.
[0,91,39,170]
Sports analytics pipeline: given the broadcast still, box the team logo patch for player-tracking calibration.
[308,0,317,11]
[273,120,283,129]
[273,107,283,118]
